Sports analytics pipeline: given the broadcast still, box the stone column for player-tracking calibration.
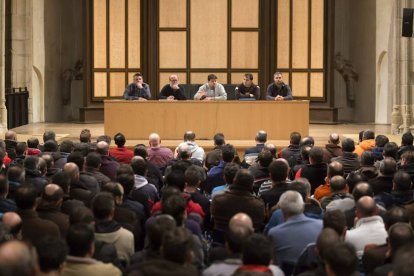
[0,0,7,131]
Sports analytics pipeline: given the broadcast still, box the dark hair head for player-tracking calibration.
[300,136,315,147]
[363,130,375,140]
[131,156,147,176]
[388,223,414,257]
[242,234,272,266]
[66,224,94,257]
[309,147,324,164]
[51,171,71,194]
[244,73,253,81]
[102,182,123,198]
[86,152,102,169]
[402,132,414,146]
[323,210,346,236]
[184,166,201,187]
[43,140,58,152]
[290,132,301,145]
[166,170,186,191]
[27,137,39,148]
[255,131,267,143]
[258,150,273,168]
[300,145,312,161]
[384,207,410,230]
[330,176,347,192]
[15,142,27,156]
[233,169,254,190]
[375,135,389,147]
[59,140,74,154]
[361,151,375,166]
[383,142,398,159]
[269,159,289,182]
[36,237,68,273]
[224,162,240,184]
[114,133,126,147]
[327,161,344,178]
[43,131,56,143]
[393,244,414,276]
[393,171,412,192]
[316,228,340,260]
[401,151,414,164]
[162,228,194,264]
[208,74,218,81]
[67,151,85,171]
[341,138,355,152]
[24,156,39,171]
[288,180,308,201]
[148,215,177,251]
[7,166,24,182]
[69,206,94,225]
[15,186,38,210]
[117,173,135,195]
[162,194,186,226]
[96,135,111,145]
[183,131,196,142]
[379,157,397,175]
[73,142,90,157]
[116,164,134,176]
[222,144,236,163]
[92,192,115,220]
[134,144,148,159]
[213,133,225,146]
[324,242,358,276]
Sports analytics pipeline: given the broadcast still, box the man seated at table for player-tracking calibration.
[266,72,293,101]
[123,73,151,100]
[158,74,187,101]
[235,73,260,100]
[194,74,227,101]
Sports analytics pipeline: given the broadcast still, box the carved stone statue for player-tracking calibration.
[335,53,359,106]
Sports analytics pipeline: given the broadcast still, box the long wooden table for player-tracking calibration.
[104,100,309,140]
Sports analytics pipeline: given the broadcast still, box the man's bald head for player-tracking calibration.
[96,141,109,155]
[356,196,377,218]
[63,162,80,183]
[149,133,161,147]
[41,184,64,204]
[2,212,22,239]
[183,131,195,142]
[0,240,37,275]
[329,133,340,145]
[352,182,373,202]
[327,161,344,179]
[5,130,16,141]
[229,213,254,233]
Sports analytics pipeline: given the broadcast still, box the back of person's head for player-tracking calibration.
[184,166,201,187]
[384,206,410,230]
[222,144,236,163]
[131,156,147,176]
[162,194,186,226]
[183,131,196,142]
[177,143,192,160]
[402,132,414,146]
[24,156,39,171]
[279,190,304,216]
[73,142,90,157]
[0,240,37,276]
[170,160,192,174]
[323,210,346,237]
[114,133,126,147]
[43,140,58,152]
[264,144,277,158]
[7,165,24,182]
[148,215,177,251]
[66,224,94,257]
[352,182,373,201]
[300,145,312,161]
[162,227,194,264]
[27,137,39,149]
[67,151,85,171]
[393,243,414,276]
[117,163,134,176]
[388,223,414,257]
[134,144,148,158]
[383,142,399,159]
[393,171,412,192]
[356,196,377,218]
[51,171,71,194]
[59,140,74,153]
[95,141,109,155]
[330,175,347,193]
[268,159,288,182]
[402,151,414,165]
[41,184,64,204]
[226,220,253,254]
[289,180,308,200]
[316,228,340,260]
[341,138,355,153]
[233,169,254,191]
[86,152,101,169]
[300,136,315,147]
[15,142,27,156]
[102,182,123,199]
[309,147,324,164]
[380,157,397,175]
[375,135,389,147]
[242,234,272,266]
[213,133,225,146]
[166,170,186,191]
[92,192,115,220]
[117,173,135,195]
[361,151,375,166]
[363,130,375,140]
[36,236,67,274]
[15,186,37,210]
[329,133,340,145]
[43,131,56,143]
[96,135,111,145]
[224,162,239,184]
[290,132,301,145]
[258,150,273,168]
[255,131,267,143]
[69,206,94,225]
[324,242,357,276]
[327,161,344,178]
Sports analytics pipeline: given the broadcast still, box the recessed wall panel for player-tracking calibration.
[310,72,324,97]
[159,32,187,69]
[276,0,290,69]
[93,0,107,68]
[190,73,228,84]
[109,0,125,68]
[311,0,324,69]
[109,73,126,97]
[128,0,140,68]
[159,0,186,27]
[292,73,308,97]
[231,0,258,28]
[292,0,308,68]
[231,32,259,69]
[94,72,107,97]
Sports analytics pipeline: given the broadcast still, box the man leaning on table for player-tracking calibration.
[158,74,187,101]
[194,74,227,101]
[266,72,293,101]
[123,73,151,100]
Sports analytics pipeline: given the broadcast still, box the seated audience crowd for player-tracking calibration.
[2,128,414,275]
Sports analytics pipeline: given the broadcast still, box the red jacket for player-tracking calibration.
[151,193,205,219]
[109,147,134,164]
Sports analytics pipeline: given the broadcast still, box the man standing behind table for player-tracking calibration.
[158,74,187,101]
[123,73,151,100]
[266,72,293,101]
[235,73,260,100]
[194,74,227,101]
